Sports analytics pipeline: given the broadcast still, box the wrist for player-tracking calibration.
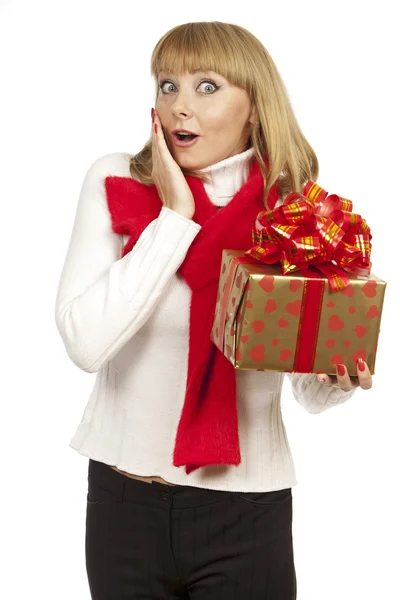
[173,208,194,220]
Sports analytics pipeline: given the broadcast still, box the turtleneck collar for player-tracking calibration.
[197,146,255,207]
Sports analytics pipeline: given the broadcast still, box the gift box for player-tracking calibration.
[211,181,386,376]
[211,250,386,376]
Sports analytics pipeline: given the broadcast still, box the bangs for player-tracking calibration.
[150,22,252,93]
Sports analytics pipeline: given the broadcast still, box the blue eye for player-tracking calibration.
[199,81,219,93]
[158,81,175,94]
[158,80,219,94]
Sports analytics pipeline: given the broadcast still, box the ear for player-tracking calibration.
[249,102,258,126]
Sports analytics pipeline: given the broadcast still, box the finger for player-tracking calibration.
[356,359,373,390]
[316,373,328,383]
[151,109,161,174]
[336,364,355,392]
[151,107,158,145]
[153,111,172,176]
[317,373,341,388]
[153,110,169,153]
[317,373,333,384]
[153,109,159,136]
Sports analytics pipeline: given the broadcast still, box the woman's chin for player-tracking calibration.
[174,155,202,169]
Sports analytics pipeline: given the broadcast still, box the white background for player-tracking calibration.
[1,0,399,598]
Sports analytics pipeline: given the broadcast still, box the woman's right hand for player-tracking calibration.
[151,108,196,220]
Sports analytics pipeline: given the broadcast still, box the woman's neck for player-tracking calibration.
[197,147,255,206]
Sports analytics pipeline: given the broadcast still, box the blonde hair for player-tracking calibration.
[129,21,319,207]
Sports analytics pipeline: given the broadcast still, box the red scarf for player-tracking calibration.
[104,155,279,473]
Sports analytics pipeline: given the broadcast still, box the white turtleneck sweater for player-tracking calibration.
[55,147,355,492]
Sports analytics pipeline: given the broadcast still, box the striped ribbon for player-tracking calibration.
[245,180,372,291]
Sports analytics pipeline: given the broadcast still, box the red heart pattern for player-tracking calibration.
[249,344,265,363]
[330,353,344,365]
[264,299,277,313]
[325,339,336,348]
[278,318,289,328]
[280,349,293,362]
[258,275,275,293]
[326,300,335,308]
[290,279,302,292]
[348,306,356,314]
[328,314,344,331]
[367,305,380,319]
[285,300,302,316]
[235,272,243,289]
[362,280,377,298]
[252,320,265,334]
[354,325,367,338]
[341,285,354,298]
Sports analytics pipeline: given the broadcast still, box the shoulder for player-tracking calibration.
[75,153,138,217]
[82,152,135,183]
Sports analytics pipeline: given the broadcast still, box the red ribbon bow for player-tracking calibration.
[245,180,372,291]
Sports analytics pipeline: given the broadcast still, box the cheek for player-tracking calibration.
[206,101,249,133]
[203,110,237,136]
[154,99,168,119]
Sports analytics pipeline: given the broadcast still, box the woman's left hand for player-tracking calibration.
[316,359,373,391]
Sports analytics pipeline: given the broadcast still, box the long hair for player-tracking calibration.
[129,21,319,207]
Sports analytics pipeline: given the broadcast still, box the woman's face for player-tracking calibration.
[155,69,256,169]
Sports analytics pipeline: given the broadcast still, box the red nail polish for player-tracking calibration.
[337,364,345,376]
[151,108,154,122]
[357,358,365,371]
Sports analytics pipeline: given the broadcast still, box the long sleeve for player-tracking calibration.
[54,153,201,373]
[287,372,357,414]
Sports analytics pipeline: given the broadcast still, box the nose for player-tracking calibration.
[171,91,194,119]
[172,106,192,119]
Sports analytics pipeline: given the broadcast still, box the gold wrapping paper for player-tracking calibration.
[211,249,387,376]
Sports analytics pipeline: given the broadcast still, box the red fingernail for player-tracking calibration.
[154,123,158,133]
[357,358,365,371]
[151,107,154,122]
[337,364,345,376]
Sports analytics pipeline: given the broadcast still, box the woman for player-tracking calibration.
[55,21,373,600]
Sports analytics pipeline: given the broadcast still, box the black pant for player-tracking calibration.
[85,459,297,599]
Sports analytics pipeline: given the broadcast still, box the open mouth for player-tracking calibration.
[175,133,198,141]
[171,133,200,147]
